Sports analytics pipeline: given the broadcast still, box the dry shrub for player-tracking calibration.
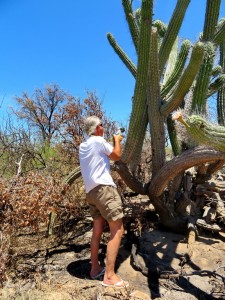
[0,172,87,285]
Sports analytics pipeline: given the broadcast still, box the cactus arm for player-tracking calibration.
[213,18,225,45]
[207,74,225,98]
[162,39,189,157]
[107,33,137,78]
[147,28,166,176]
[135,8,141,28]
[202,0,221,41]
[122,0,140,53]
[158,0,191,76]
[153,20,167,38]
[190,1,221,114]
[174,114,225,152]
[167,114,181,156]
[122,0,153,165]
[149,146,225,198]
[217,40,225,126]
[211,65,223,77]
[161,42,204,116]
[161,39,191,98]
[191,42,215,114]
[186,116,225,152]
[217,85,225,126]
[162,38,178,85]
[62,166,81,186]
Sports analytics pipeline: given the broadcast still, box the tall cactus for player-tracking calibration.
[105,0,225,232]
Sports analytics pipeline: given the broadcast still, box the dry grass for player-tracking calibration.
[0,277,142,300]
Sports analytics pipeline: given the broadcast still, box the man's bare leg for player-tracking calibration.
[103,218,124,284]
[90,216,106,277]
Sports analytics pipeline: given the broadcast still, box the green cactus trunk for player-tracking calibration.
[147,28,165,176]
[122,0,153,167]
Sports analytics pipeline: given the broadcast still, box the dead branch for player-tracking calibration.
[179,217,197,266]
[16,153,25,177]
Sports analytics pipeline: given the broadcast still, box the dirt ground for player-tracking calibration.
[1,223,225,300]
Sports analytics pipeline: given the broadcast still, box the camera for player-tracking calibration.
[114,127,125,136]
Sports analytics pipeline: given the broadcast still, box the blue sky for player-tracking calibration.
[0,0,224,124]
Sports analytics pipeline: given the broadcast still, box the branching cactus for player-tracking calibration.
[65,0,225,235]
[104,0,225,233]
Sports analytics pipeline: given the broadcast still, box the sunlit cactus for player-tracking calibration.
[107,0,225,167]
[173,112,225,152]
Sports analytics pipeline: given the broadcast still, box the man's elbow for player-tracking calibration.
[109,153,121,161]
[114,155,121,161]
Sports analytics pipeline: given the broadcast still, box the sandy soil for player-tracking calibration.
[1,226,225,300]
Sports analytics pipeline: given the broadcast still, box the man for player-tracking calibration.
[79,116,128,288]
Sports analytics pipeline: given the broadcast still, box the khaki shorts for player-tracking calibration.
[86,185,123,221]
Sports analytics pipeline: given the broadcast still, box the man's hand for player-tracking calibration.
[109,135,122,161]
[113,134,123,143]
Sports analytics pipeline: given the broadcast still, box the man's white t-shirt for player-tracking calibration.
[79,136,116,193]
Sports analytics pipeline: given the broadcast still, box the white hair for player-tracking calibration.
[84,116,101,136]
